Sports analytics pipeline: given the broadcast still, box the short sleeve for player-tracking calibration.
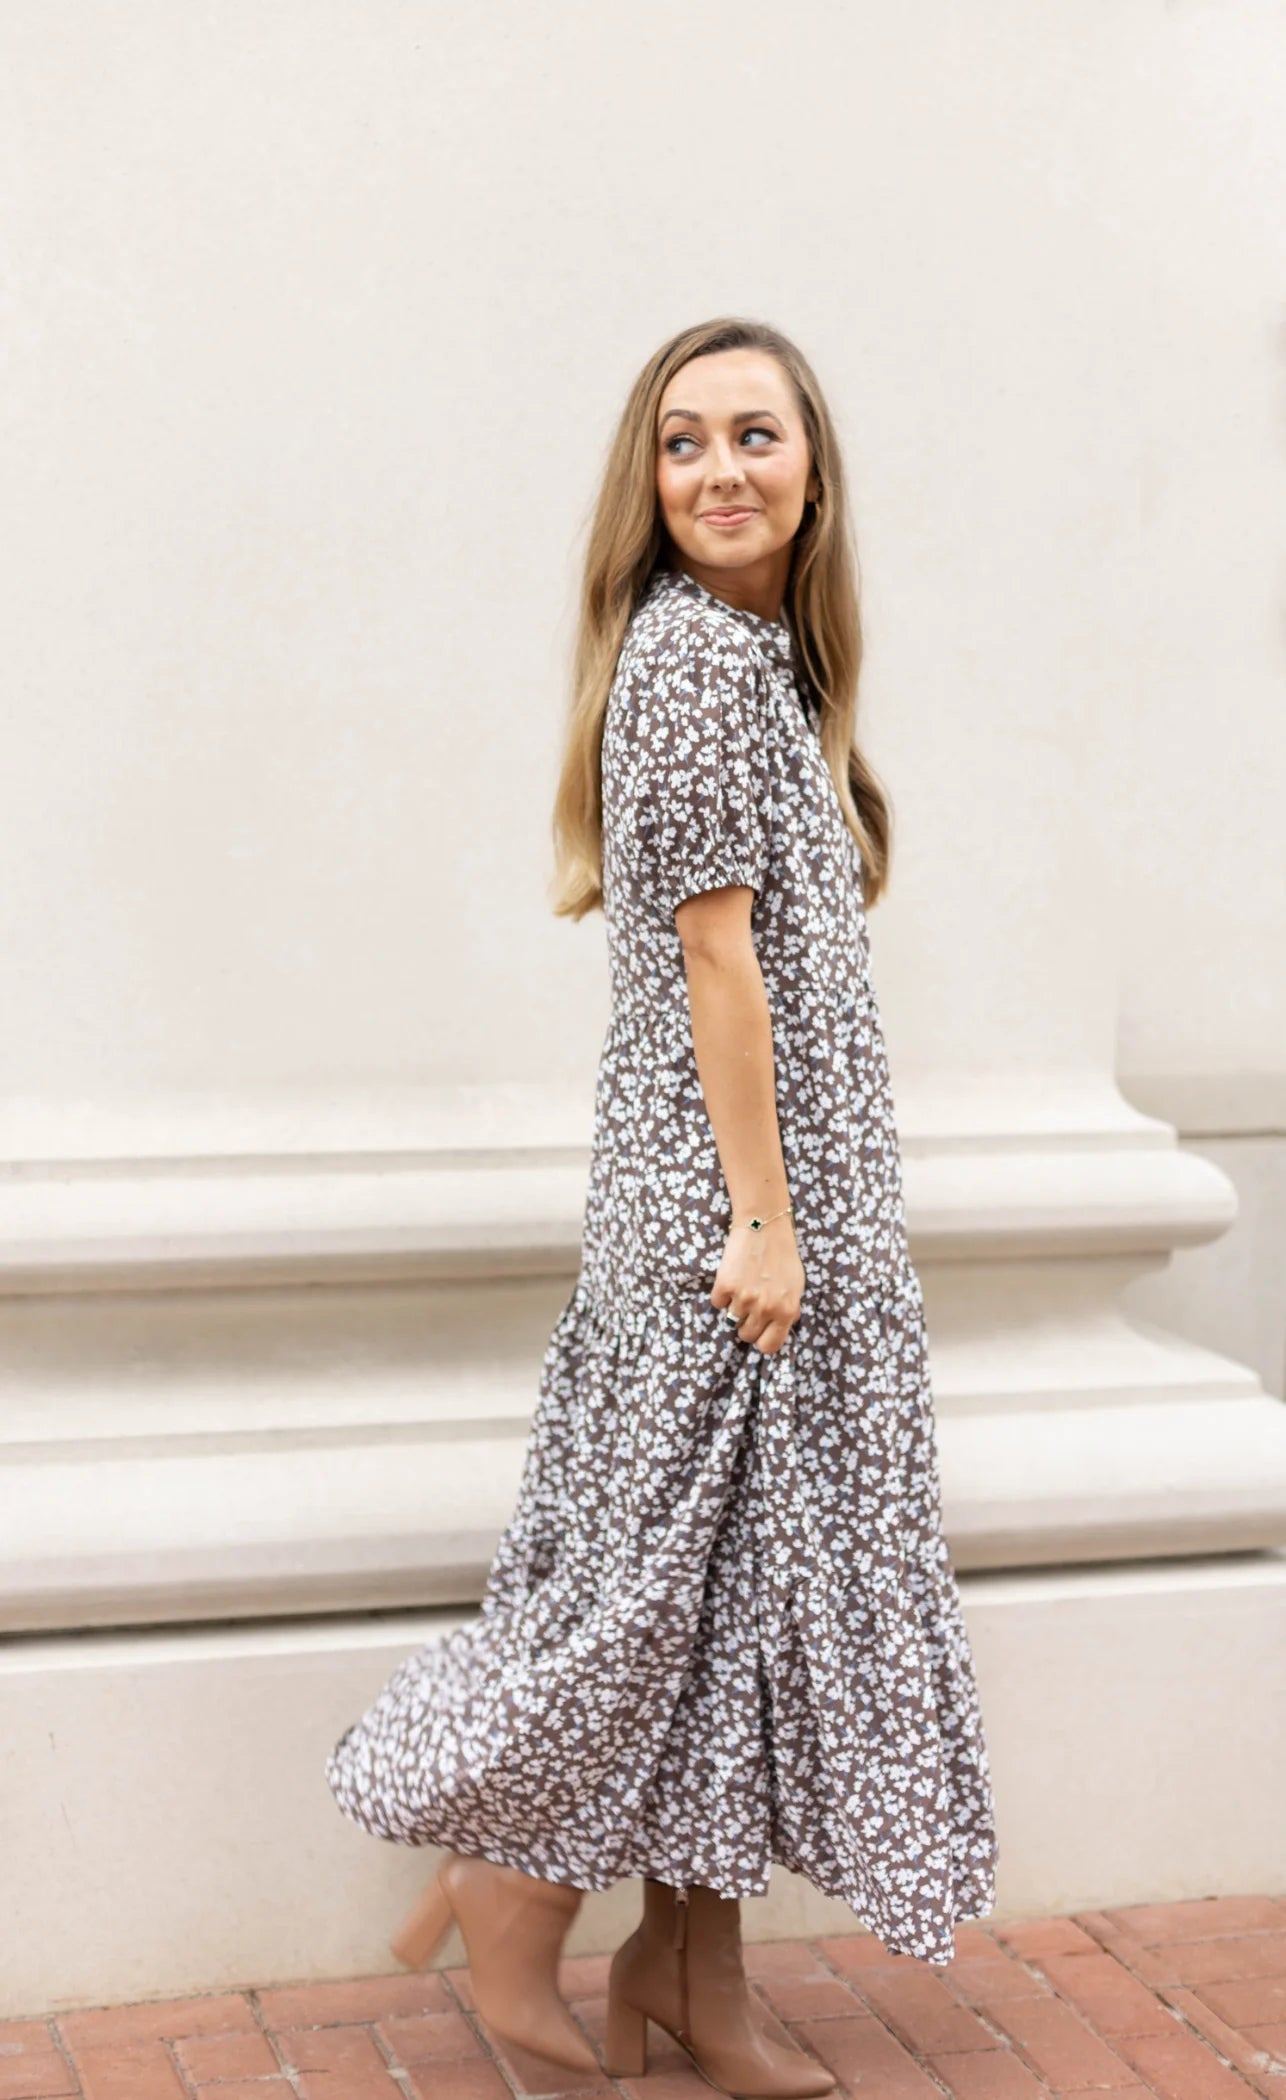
[621,617,773,921]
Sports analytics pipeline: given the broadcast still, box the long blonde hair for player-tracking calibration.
[549,317,891,919]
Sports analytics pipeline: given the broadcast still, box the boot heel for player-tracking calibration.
[603,1992,648,2076]
[389,1867,454,1969]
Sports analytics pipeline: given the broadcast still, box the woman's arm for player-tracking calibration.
[675,883,805,1355]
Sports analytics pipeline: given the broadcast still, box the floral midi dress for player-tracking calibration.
[324,561,999,1966]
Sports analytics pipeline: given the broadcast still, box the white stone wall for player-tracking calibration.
[0,1,1278,1144]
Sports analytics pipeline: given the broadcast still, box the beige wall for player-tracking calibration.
[1,1,1280,1132]
[1107,3,1285,1117]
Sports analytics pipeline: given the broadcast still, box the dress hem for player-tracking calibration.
[349,1805,996,1968]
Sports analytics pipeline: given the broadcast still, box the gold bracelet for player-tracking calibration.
[733,1204,795,1234]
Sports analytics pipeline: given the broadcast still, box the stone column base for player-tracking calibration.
[4,1549,1284,2015]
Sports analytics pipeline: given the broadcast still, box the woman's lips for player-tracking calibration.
[702,508,759,526]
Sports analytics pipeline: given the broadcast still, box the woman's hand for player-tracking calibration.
[710,1216,805,1354]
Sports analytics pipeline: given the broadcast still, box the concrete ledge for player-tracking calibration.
[0,1075,1237,1296]
[5,1253,1286,1628]
[2,1549,1284,2015]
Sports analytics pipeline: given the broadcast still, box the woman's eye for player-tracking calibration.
[663,426,777,455]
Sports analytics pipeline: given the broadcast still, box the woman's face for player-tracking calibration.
[655,348,818,590]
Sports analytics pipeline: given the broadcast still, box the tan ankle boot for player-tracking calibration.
[603,1878,836,2096]
[389,1850,598,2072]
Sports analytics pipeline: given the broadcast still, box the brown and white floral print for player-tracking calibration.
[324,563,999,1966]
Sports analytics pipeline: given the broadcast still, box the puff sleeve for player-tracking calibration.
[620,617,773,922]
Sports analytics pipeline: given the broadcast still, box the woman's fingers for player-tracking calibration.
[752,1318,794,1355]
[721,1295,799,1351]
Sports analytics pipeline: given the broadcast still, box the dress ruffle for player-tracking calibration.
[324,1270,997,1967]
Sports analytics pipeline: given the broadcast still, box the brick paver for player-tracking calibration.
[4,1893,1285,2098]
[171,2031,281,2082]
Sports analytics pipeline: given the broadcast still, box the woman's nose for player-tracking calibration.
[709,449,744,485]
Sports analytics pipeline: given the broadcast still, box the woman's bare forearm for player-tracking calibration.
[681,939,791,1221]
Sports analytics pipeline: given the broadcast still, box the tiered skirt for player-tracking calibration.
[324,1266,998,1967]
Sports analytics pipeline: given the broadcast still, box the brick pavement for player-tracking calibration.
[3,1894,1285,2098]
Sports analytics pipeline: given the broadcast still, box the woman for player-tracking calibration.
[324,317,999,2094]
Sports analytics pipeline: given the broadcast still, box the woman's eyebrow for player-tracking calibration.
[658,407,786,430]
